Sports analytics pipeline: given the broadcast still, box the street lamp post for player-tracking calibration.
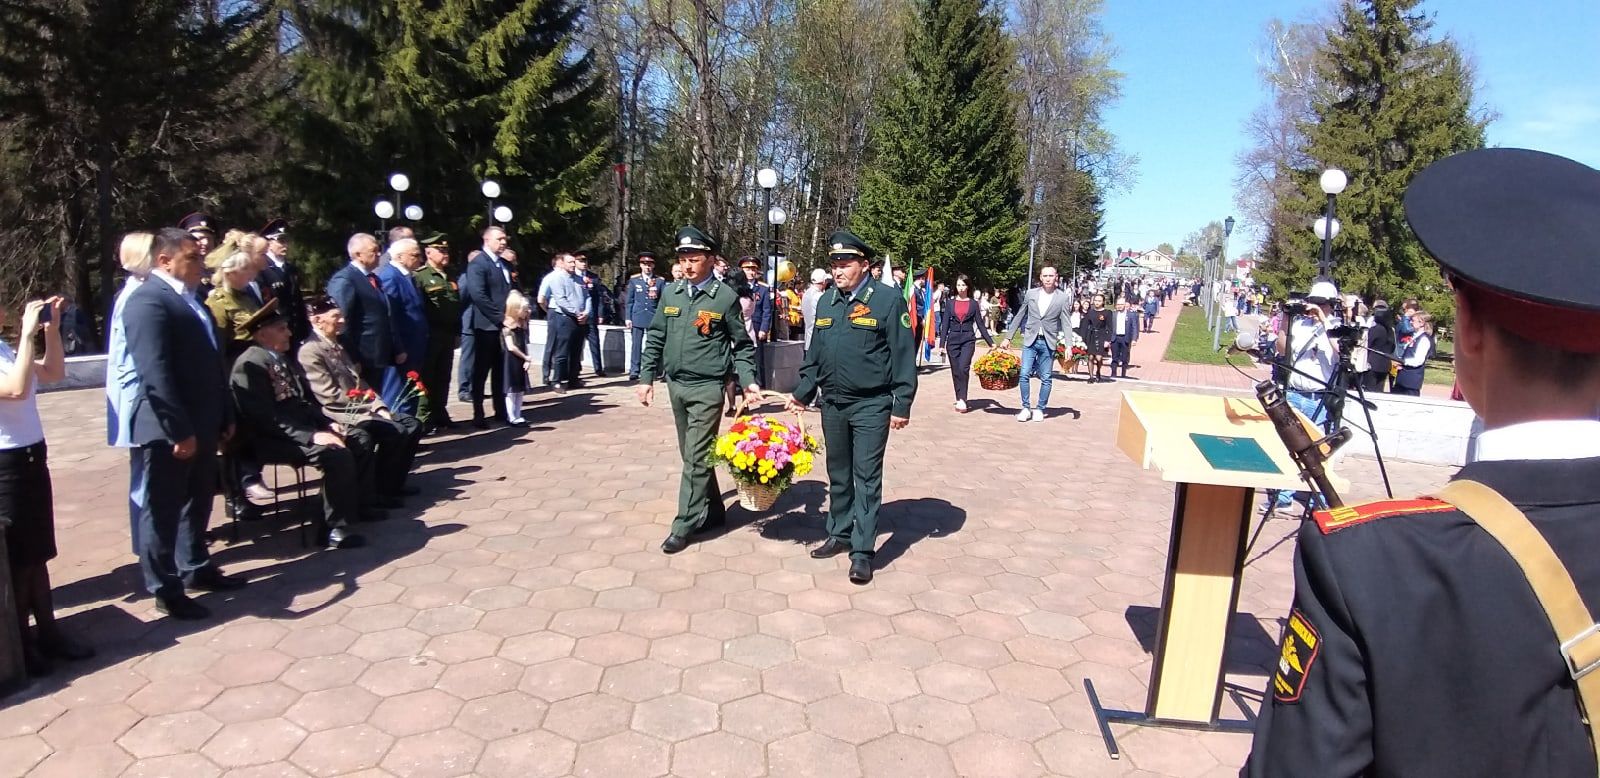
[1315,168,1347,280]
[373,200,395,238]
[481,179,501,225]
[1026,220,1041,292]
[388,173,410,237]
[1211,216,1235,352]
[756,167,779,385]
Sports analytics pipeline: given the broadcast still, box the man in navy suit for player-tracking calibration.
[739,256,774,386]
[1108,299,1140,379]
[377,237,429,415]
[461,226,513,426]
[326,233,398,393]
[123,228,246,620]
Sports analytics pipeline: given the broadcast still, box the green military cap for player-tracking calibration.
[827,229,875,261]
[674,225,720,255]
[420,232,450,249]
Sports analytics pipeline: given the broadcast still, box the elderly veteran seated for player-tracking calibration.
[227,300,369,549]
[298,295,423,508]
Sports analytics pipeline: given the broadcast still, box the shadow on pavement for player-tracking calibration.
[1124,604,1281,677]
[874,497,966,569]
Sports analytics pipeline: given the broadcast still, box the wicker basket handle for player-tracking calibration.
[730,389,810,439]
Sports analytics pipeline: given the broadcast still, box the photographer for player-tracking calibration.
[1269,281,1341,513]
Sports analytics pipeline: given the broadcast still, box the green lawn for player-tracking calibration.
[1162,305,1230,366]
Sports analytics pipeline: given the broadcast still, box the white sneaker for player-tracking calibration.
[1031,408,1046,422]
[1015,408,1032,422]
[954,399,967,412]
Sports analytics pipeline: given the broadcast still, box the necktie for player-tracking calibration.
[367,273,380,292]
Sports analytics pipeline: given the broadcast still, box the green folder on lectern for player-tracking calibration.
[1188,433,1283,474]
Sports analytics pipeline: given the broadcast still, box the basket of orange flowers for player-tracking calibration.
[974,349,1022,391]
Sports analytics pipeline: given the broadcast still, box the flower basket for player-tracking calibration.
[709,392,821,512]
[974,350,1021,391]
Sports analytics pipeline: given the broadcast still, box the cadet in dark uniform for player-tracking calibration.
[788,230,916,584]
[258,219,310,345]
[624,251,664,380]
[415,233,461,432]
[637,226,759,554]
[1245,148,1600,776]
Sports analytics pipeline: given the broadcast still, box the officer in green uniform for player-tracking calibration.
[637,225,760,554]
[788,230,917,584]
[415,233,461,432]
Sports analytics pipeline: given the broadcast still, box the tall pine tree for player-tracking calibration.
[281,0,613,280]
[1257,0,1484,319]
[853,0,1025,287]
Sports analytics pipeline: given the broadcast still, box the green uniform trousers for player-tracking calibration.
[820,394,891,560]
[668,379,728,537]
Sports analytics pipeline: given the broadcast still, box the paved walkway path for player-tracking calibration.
[2,374,1453,777]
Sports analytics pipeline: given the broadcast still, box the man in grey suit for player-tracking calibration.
[1000,265,1073,422]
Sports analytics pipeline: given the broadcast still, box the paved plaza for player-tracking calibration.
[1,362,1453,777]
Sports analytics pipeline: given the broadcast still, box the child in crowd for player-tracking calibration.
[502,291,534,426]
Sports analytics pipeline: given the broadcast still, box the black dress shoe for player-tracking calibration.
[472,418,489,430]
[810,539,848,559]
[156,594,212,620]
[187,568,247,592]
[37,633,95,661]
[326,527,366,549]
[661,534,689,554]
[849,558,873,584]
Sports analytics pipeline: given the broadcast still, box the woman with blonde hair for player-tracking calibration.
[107,232,153,551]
[205,251,261,364]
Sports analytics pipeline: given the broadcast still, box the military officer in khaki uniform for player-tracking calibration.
[788,230,917,584]
[415,233,460,432]
[637,226,760,554]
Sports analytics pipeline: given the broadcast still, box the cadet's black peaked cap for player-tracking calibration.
[1404,148,1600,352]
[674,225,720,254]
[826,230,875,261]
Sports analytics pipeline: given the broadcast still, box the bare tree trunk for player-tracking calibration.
[93,136,114,345]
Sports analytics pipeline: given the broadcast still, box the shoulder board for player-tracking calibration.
[1313,497,1455,535]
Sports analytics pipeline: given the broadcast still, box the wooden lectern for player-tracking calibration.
[1085,390,1344,759]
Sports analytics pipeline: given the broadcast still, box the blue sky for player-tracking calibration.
[1098,0,1600,254]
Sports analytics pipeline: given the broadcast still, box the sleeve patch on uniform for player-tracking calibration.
[900,312,912,329]
[1312,497,1454,534]
[1272,609,1321,703]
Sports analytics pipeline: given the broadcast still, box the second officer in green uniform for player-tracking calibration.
[415,233,461,432]
[638,226,760,554]
[789,230,917,584]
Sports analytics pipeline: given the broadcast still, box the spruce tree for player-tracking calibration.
[853,0,1025,288]
[281,0,613,279]
[1258,0,1484,319]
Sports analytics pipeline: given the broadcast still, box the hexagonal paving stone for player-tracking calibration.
[38,702,140,749]
[454,691,548,741]
[284,686,381,732]
[767,732,862,778]
[805,693,894,745]
[121,752,222,778]
[356,657,446,697]
[410,605,485,636]
[915,661,997,704]
[761,661,842,704]
[436,656,522,699]
[290,723,394,776]
[276,624,360,658]
[688,609,758,640]
[116,710,222,758]
[202,718,309,768]
[26,743,133,778]
[380,727,485,778]
[971,694,1064,741]
[757,609,827,642]
[794,635,871,665]
[572,631,650,666]
[681,661,761,704]
[935,634,1012,669]
[542,693,635,741]
[499,631,577,665]
[671,731,764,778]
[476,730,576,778]
[839,661,921,704]
[599,659,681,702]
[890,694,978,745]
[859,733,958,777]
[720,693,807,743]
[988,661,1074,703]
[127,675,224,716]
[0,696,63,738]
[947,732,1047,778]
[549,607,624,639]
[572,730,669,777]
[647,632,722,669]
[348,627,430,663]
[370,688,464,737]
[723,633,796,670]
[424,630,503,664]
[520,657,604,702]
[631,693,718,742]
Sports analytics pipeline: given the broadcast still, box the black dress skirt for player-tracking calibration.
[0,441,56,567]
[1084,309,1112,358]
